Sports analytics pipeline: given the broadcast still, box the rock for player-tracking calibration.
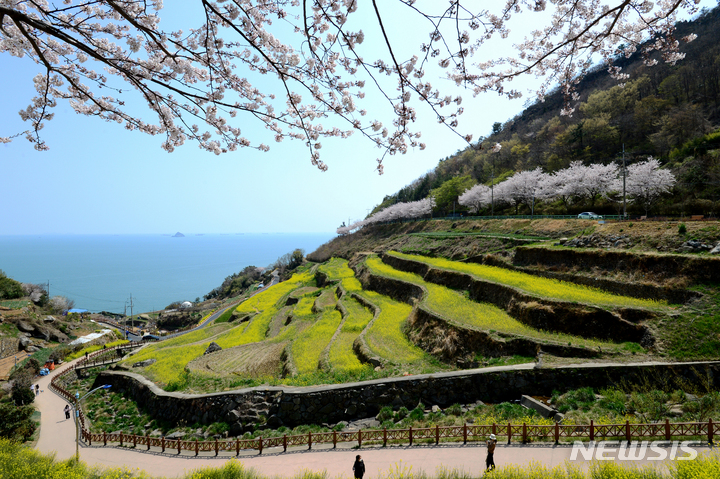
[166,431,186,439]
[204,342,222,355]
[19,337,33,349]
[133,359,157,368]
[49,328,69,343]
[43,316,56,323]
[150,429,163,437]
[17,321,35,334]
[668,405,684,417]
[25,345,41,353]
[229,422,244,437]
[677,245,695,253]
[266,414,283,428]
[431,405,441,413]
[710,244,720,255]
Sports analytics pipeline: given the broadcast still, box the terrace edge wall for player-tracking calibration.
[95,361,720,434]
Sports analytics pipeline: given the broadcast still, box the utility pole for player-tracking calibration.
[129,294,134,333]
[622,144,627,220]
[491,159,495,217]
[47,280,50,299]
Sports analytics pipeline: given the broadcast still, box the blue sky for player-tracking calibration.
[0,2,710,235]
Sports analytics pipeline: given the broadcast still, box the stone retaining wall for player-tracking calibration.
[96,361,720,435]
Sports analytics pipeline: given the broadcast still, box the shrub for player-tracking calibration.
[396,406,409,421]
[0,271,24,300]
[0,404,36,441]
[377,406,394,422]
[679,223,687,234]
[11,371,34,406]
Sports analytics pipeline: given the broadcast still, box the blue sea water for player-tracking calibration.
[0,233,333,314]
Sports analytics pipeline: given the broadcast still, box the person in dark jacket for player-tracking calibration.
[353,454,365,479]
[486,434,497,471]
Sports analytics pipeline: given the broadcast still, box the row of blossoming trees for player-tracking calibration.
[459,158,676,217]
[338,158,675,235]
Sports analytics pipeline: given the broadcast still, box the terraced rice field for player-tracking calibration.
[388,251,666,309]
[318,258,435,367]
[365,256,612,349]
[328,296,374,373]
[120,269,315,386]
[292,308,343,374]
[187,341,287,377]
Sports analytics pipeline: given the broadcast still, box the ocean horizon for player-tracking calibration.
[0,233,333,315]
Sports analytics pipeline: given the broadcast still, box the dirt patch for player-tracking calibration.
[187,341,287,378]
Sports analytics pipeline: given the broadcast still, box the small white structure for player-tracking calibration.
[180,301,193,309]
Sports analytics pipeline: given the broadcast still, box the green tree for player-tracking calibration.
[0,271,23,300]
[430,176,476,213]
[0,403,36,441]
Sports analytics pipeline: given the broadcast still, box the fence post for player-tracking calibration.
[359,429,363,448]
[133,434,137,448]
[554,422,559,444]
[237,437,240,456]
[179,438,182,455]
[161,436,165,453]
[195,439,199,456]
[333,430,337,449]
[309,432,312,450]
[284,434,288,452]
[383,428,387,447]
[709,418,714,445]
[147,435,150,451]
[625,421,631,445]
[259,437,263,455]
[215,438,218,456]
[492,423,496,436]
[463,423,467,444]
[104,431,107,446]
[120,432,123,447]
[436,425,439,445]
[522,423,527,444]
[590,420,594,442]
[665,419,671,441]
[507,422,511,444]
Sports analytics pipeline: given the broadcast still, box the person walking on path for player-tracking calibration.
[353,455,365,479]
[486,434,497,471]
[35,384,40,395]
[64,404,71,420]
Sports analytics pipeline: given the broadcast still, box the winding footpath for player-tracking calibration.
[32,357,716,478]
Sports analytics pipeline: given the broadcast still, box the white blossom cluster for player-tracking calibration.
[459,158,675,215]
[0,1,700,171]
[337,197,434,235]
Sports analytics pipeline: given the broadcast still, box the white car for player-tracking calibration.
[577,212,602,219]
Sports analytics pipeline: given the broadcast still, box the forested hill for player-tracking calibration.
[372,5,720,218]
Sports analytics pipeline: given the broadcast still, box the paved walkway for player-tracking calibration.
[34,358,715,478]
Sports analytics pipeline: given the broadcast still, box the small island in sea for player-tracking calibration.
[172,232,185,237]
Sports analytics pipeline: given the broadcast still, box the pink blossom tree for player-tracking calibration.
[625,157,676,215]
[337,197,433,234]
[458,183,491,214]
[1,1,700,172]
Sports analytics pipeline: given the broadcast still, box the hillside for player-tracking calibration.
[110,218,719,403]
[369,5,720,218]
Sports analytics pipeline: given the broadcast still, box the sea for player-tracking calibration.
[0,233,333,315]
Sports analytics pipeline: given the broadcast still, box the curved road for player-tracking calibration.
[33,357,714,478]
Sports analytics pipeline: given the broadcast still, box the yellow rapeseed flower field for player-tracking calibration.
[120,270,313,386]
[328,296,374,373]
[389,251,665,309]
[292,308,342,373]
[365,256,611,348]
